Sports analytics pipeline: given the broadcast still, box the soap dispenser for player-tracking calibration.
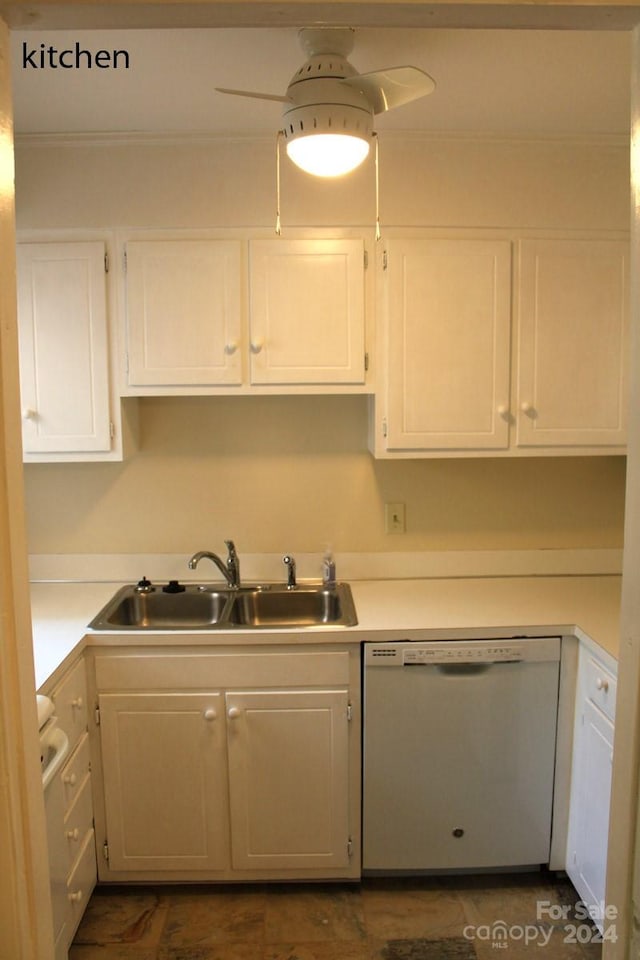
[322,548,336,588]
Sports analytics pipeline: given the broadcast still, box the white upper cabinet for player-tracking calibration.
[516,238,628,449]
[382,237,512,452]
[124,239,243,387]
[372,232,629,458]
[17,241,114,458]
[248,239,365,386]
[122,234,368,394]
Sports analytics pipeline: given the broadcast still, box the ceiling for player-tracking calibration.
[10,27,631,138]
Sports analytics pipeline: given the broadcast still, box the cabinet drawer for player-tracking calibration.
[61,732,91,812]
[66,828,97,941]
[64,773,93,874]
[52,658,88,753]
[95,650,351,689]
[585,656,616,722]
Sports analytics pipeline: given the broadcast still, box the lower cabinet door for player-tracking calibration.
[66,829,97,944]
[567,696,614,932]
[226,688,351,871]
[99,692,228,872]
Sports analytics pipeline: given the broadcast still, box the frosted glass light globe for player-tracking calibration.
[286,133,370,177]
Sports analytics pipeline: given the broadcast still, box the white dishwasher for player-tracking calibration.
[363,637,561,873]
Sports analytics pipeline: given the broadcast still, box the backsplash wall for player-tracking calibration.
[23,396,626,555]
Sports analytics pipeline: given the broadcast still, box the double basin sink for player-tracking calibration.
[89,581,357,631]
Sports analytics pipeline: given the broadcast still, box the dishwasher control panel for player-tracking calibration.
[403,644,521,664]
[364,636,561,666]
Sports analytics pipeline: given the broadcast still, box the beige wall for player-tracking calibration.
[22,395,626,555]
[15,135,629,557]
[15,133,629,231]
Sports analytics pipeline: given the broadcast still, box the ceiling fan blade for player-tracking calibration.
[216,87,292,104]
[343,66,435,114]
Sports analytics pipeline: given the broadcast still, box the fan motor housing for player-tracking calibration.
[288,52,358,85]
[282,101,373,145]
[282,70,374,145]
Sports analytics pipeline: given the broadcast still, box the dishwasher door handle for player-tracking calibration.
[404,660,522,675]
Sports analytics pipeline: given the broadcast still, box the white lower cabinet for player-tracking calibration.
[91,645,360,881]
[226,689,350,871]
[566,644,617,934]
[99,692,229,872]
[46,658,97,960]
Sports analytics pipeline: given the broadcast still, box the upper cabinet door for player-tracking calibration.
[516,239,628,448]
[249,238,365,385]
[17,241,112,454]
[385,238,512,451]
[125,239,242,387]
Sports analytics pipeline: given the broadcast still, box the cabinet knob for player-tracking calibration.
[71,697,83,709]
[63,772,77,786]
[520,401,534,415]
[227,706,241,720]
[497,404,509,418]
[22,407,37,421]
[203,708,217,722]
[224,342,238,356]
[66,828,80,841]
[68,890,83,904]
[596,677,609,692]
[250,340,263,355]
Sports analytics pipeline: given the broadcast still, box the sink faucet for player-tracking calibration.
[188,540,241,589]
[283,554,297,590]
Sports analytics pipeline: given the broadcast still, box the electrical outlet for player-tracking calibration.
[385,502,406,534]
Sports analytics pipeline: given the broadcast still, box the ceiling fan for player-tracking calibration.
[216,27,436,177]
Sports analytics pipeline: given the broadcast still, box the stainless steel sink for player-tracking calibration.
[89,585,233,630]
[89,582,357,631]
[228,584,357,628]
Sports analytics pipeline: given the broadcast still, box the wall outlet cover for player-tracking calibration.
[385,502,406,534]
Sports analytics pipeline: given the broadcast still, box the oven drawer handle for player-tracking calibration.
[41,728,70,791]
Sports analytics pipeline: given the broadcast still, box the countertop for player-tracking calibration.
[31,574,622,691]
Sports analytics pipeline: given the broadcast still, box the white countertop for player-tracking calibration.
[30,574,621,691]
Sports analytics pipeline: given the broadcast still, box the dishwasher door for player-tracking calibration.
[363,637,561,872]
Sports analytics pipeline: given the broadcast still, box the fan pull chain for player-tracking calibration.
[275,130,283,236]
[374,132,381,242]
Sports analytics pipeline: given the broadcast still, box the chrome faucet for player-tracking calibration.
[283,554,297,590]
[188,540,241,589]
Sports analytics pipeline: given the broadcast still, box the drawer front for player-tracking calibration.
[95,650,351,690]
[61,732,91,812]
[52,658,88,753]
[585,655,617,723]
[64,773,93,874]
[66,829,97,943]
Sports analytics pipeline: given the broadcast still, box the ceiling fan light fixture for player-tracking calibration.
[282,101,373,177]
[286,132,370,177]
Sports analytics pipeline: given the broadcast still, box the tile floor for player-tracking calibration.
[69,873,604,960]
